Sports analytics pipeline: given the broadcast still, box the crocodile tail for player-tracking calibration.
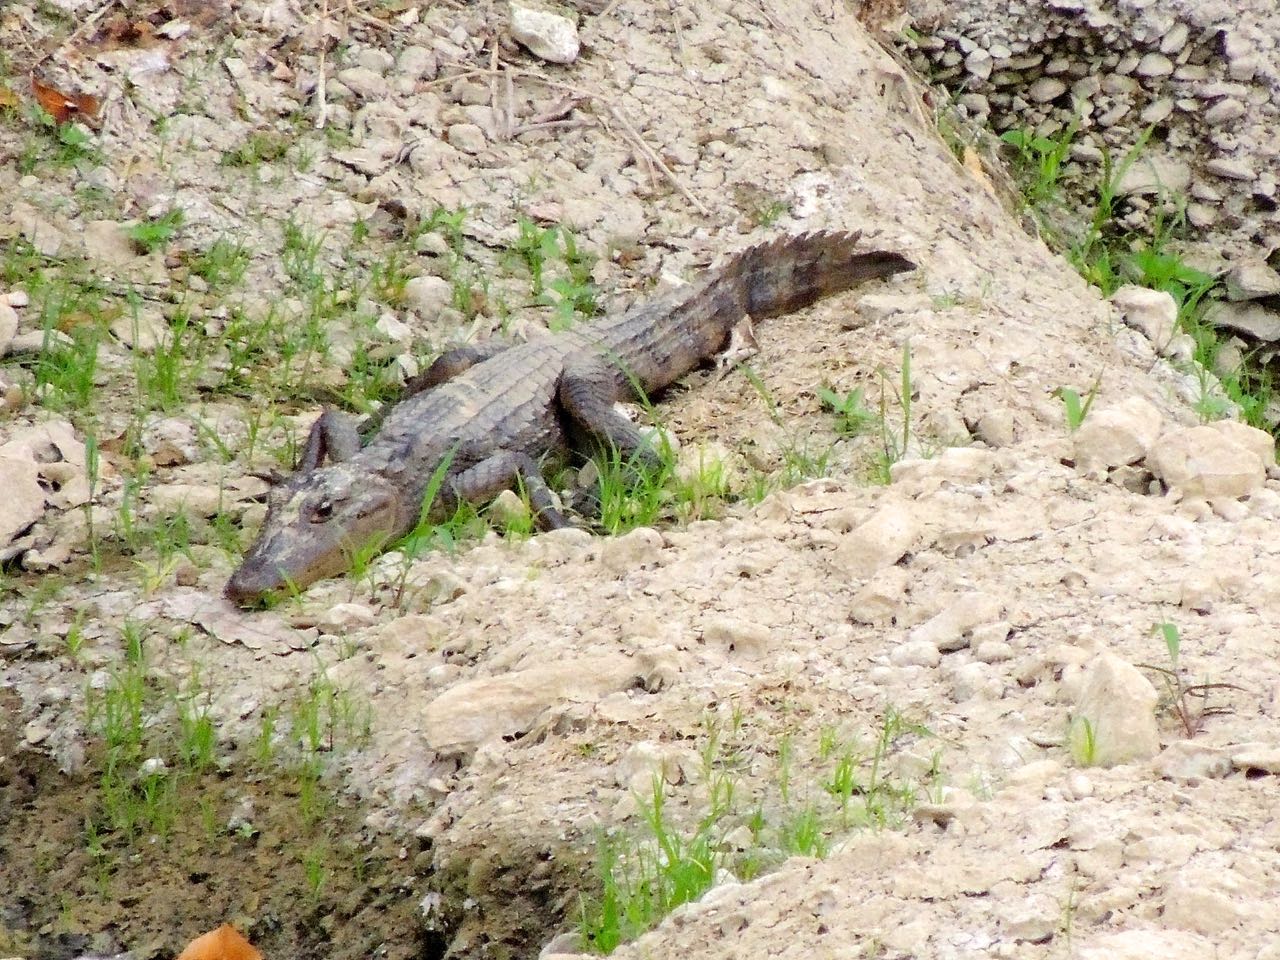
[739,231,915,319]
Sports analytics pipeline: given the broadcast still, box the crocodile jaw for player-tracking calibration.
[226,468,407,605]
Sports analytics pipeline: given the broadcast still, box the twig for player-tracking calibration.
[511,118,594,137]
[668,0,688,70]
[606,101,708,215]
[48,0,123,62]
[503,63,515,140]
[314,0,330,129]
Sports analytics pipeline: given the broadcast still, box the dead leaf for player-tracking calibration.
[0,85,19,109]
[30,75,101,124]
[176,923,263,960]
[962,146,996,196]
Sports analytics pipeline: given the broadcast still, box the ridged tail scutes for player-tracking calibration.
[739,230,916,319]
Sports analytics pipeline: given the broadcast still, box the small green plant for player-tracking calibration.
[1001,123,1076,210]
[869,342,915,483]
[1139,622,1242,738]
[1055,375,1101,432]
[128,208,184,254]
[1068,716,1099,767]
[578,707,937,954]
[578,775,728,954]
[188,237,251,288]
[818,384,877,437]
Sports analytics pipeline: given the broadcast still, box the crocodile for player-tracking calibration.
[225,231,915,604]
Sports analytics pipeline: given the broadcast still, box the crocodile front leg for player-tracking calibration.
[298,410,363,470]
[447,451,569,529]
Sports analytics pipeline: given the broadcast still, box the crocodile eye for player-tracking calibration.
[310,499,333,522]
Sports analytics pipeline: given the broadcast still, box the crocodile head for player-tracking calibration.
[225,464,411,606]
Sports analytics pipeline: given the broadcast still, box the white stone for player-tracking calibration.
[702,616,771,656]
[1073,396,1164,471]
[1231,745,1280,774]
[908,592,1004,652]
[1156,741,1232,781]
[0,457,44,544]
[509,5,580,64]
[403,275,453,316]
[1135,53,1173,77]
[1159,22,1189,55]
[423,655,638,754]
[599,527,663,573]
[0,301,17,353]
[1028,77,1066,103]
[1203,98,1245,126]
[1210,301,1280,340]
[318,602,378,634]
[832,500,919,579]
[336,66,390,99]
[447,122,486,154]
[1206,157,1254,181]
[889,638,941,668]
[1116,154,1191,196]
[964,48,993,80]
[1148,423,1269,499]
[1162,882,1246,934]
[1071,651,1160,766]
[1112,285,1177,347]
[1077,929,1214,960]
[1225,259,1280,302]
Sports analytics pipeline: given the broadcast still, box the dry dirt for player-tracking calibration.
[2,1,1279,959]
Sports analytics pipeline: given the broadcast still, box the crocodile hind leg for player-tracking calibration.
[408,340,512,392]
[446,451,569,530]
[557,357,664,469]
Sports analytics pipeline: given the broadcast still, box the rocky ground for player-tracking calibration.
[2,1,1279,958]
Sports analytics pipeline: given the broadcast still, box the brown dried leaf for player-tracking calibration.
[30,75,101,124]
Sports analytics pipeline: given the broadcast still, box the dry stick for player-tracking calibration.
[504,69,516,141]
[47,0,123,63]
[667,0,688,70]
[606,100,708,215]
[314,0,330,129]
[519,69,710,216]
[418,61,709,214]
[488,43,501,137]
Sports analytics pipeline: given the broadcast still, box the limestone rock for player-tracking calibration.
[832,500,919,579]
[1210,301,1280,341]
[1224,258,1280,301]
[1155,741,1232,781]
[0,300,19,353]
[509,5,580,65]
[1071,651,1160,766]
[0,456,44,544]
[1072,396,1163,471]
[1111,285,1177,348]
[1148,423,1270,498]
[1163,881,1247,934]
[1077,930,1214,960]
[403,275,454,316]
[423,655,639,754]
[908,592,1005,652]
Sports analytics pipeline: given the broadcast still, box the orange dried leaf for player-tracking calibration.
[30,75,101,124]
[962,146,996,196]
[176,924,263,960]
